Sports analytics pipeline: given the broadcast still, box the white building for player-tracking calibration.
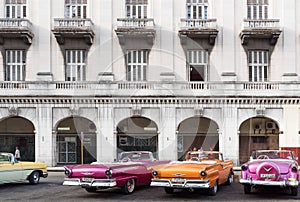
[0,0,299,166]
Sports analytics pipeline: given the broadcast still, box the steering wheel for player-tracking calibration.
[257,155,269,159]
[190,157,200,161]
[121,157,131,162]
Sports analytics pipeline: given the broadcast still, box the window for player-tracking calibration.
[247,0,268,19]
[187,50,208,81]
[5,50,26,81]
[126,50,148,81]
[186,0,208,19]
[248,50,268,82]
[65,0,87,18]
[65,50,86,81]
[126,0,148,18]
[5,0,27,18]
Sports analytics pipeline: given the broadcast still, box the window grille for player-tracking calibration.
[248,51,268,82]
[65,50,87,81]
[126,50,148,81]
[5,50,26,81]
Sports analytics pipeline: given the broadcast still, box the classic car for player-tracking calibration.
[150,151,234,195]
[0,152,48,185]
[63,151,170,194]
[240,150,299,196]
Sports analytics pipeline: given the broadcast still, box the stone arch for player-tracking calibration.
[176,116,219,160]
[116,116,159,158]
[55,116,97,164]
[0,116,35,161]
[238,116,280,165]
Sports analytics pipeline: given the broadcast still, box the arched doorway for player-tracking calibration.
[56,116,96,164]
[0,116,35,161]
[239,117,279,165]
[177,117,219,160]
[116,117,158,158]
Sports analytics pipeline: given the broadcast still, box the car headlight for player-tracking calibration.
[152,170,158,176]
[105,169,113,177]
[200,171,207,177]
[241,164,248,171]
[291,166,298,172]
[64,167,72,177]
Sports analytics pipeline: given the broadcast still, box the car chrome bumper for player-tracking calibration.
[240,179,299,187]
[151,179,210,189]
[62,178,117,188]
[63,178,81,186]
[43,172,48,178]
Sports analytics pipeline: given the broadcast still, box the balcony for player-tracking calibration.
[115,18,155,45]
[0,18,34,44]
[179,18,218,45]
[52,18,95,45]
[240,19,282,45]
[0,81,299,99]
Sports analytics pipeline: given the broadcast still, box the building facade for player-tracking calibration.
[0,0,299,166]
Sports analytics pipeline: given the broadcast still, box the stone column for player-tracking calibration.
[159,106,177,160]
[97,105,115,162]
[221,106,239,165]
[282,0,298,81]
[36,107,54,166]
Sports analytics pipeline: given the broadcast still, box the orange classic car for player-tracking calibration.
[150,151,234,195]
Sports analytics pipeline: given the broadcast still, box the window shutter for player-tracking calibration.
[6,6,10,18]
[83,6,86,18]
[143,5,147,18]
[23,5,26,18]
[77,6,81,18]
[264,5,268,19]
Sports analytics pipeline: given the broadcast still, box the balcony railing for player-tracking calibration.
[180,18,217,30]
[242,19,280,30]
[0,18,33,30]
[0,81,299,97]
[116,18,155,29]
[53,18,94,31]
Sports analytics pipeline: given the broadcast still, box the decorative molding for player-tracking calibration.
[8,106,19,116]
[69,106,80,116]
[194,107,204,117]
[131,107,142,117]
[255,107,265,117]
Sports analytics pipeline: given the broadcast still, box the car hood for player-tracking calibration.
[247,159,295,174]
[155,161,215,177]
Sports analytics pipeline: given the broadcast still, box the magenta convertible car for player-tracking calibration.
[240,150,299,196]
[63,151,170,194]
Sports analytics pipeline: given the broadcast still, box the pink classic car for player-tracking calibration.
[240,150,299,196]
[63,151,170,194]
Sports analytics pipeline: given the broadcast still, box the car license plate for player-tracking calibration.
[260,174,275,178]
[82,177,94,182]
[172,178,185,183]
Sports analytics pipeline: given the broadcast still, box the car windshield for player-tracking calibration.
[0,153,12,163]
[189,151,222,161]
[252,150,294,160]
[119,152,151,161]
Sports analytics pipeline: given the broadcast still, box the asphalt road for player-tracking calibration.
[0,172,299,202]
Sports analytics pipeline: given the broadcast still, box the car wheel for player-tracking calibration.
[291,187,298,196]
[208,181,218,196]
[122,179,135,194]
[225,172,233,185]
[244,185,251,194]
[164,187,174,194]
[85,188,97,193]
[29,171,40,185]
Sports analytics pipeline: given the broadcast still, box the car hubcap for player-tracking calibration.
[127,179,135,192]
